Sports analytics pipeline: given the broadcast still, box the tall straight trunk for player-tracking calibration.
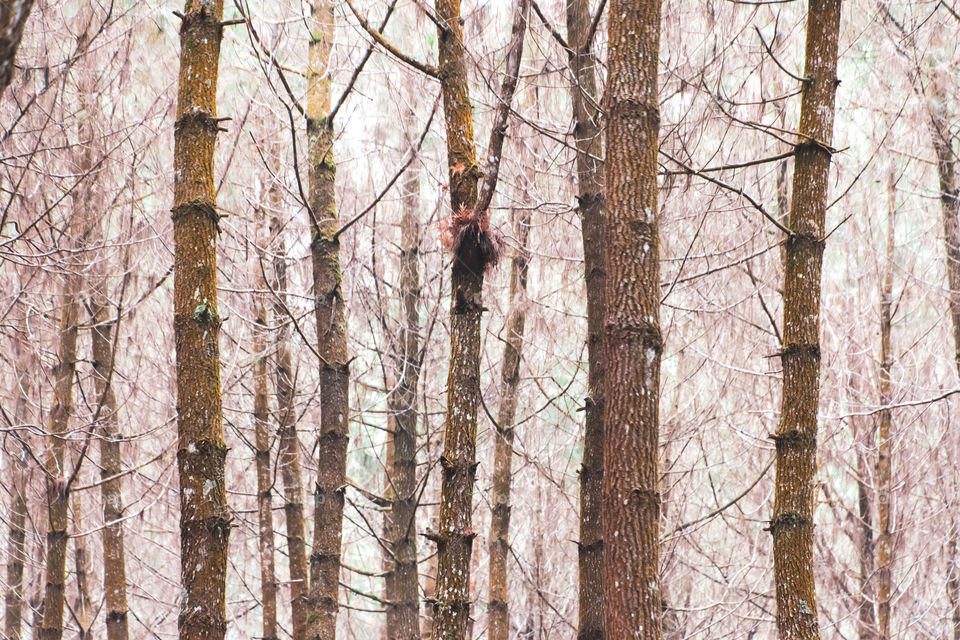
[770,2,841,638]
[305,1,350,637]
[4,316,32,640]
[565,0,605,637]
[430,0,482,631]
[850,362,877,640]
[486,203,531,640]
[171,2,229,639]
[601,1,664,639]
[253,207,279,640]
[927,76,960,640]
[70,488,92,637]
[272,225,309,640]
[0,0,35,95]
[430,0,528,637]
[39,267,81,640]
[90,277,130,640]
[384,107,423,640]
[876,172,896,640]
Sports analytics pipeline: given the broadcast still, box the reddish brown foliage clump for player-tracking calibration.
[438,203,504,273]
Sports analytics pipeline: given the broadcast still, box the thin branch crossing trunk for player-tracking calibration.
[770,1,842,638]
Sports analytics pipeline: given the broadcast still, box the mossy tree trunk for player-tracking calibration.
[770,2,841,639]
[171,2,229,639]
[305,1,350,638]
[601,1,664,639]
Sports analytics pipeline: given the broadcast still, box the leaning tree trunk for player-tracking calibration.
[70,487,93,637]
[601,1,664,639]
[273,223,309,640]
[876,170,896,640]
[487,202,531,640]
[90,273,131,640]
[0,0,35,96]
[171,2,229,639]
[927,74,960,640]
[4,314,33,640]
[430,0,527,637]
[565,0,605,636]
[253,205,278,640]
[384,105,424,640]
[770,1,841,639]
[305,1,350,638]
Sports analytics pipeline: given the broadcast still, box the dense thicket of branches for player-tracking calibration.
[3,1,960,640]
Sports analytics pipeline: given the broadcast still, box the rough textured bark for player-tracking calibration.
[876,172,895,640]
[171,2,229,639]
[770,2,841,639]
[305,1,350,637]
[565,0,605,636]
[601,1,664,639]
[0,0,34,96]
[90,277,130,640]
[253,206,278,640]
[70,488,92,637]
[486,204,531,640]
[384,106,423,640]
[4,316,32,640]
[272,223,309,640]
[430,1,527,637]
[39,265,81,640]
[927,75,960,640]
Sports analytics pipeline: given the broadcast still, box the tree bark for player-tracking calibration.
[430,0,527,637]
[384,106,423,640]
[4,315,32,640]
[926,73,960,640]
[305,1,350,637]
[90,275,130,640]
[565,0,605,637]
[486,203,531,640]
[171,2,229,639]
[0,0,34,96]
[70,486,92,638]
[601,1,664,639]
[875,171,896,640]
[253,205,279,640]
[770,2,841,639]
[272,222,309,640]
[39,264,81,640]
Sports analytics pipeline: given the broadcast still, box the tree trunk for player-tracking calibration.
[770,2,841,639]
[384,106,423,640]
[272,223,309,640]
[601,1,664,639]
[253,206,279,640]
[70,487,92,637]
[0,0,35,95]
[875,170,896,640]
[565,0,605,636]
[39,266,81,640]
[487,203,531,640]
[305,1,350,638]
[4,315,32,640]
[430,1,527,636]
[171,2,229,639]
[926,73,960,640]
[90,276,131,640]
